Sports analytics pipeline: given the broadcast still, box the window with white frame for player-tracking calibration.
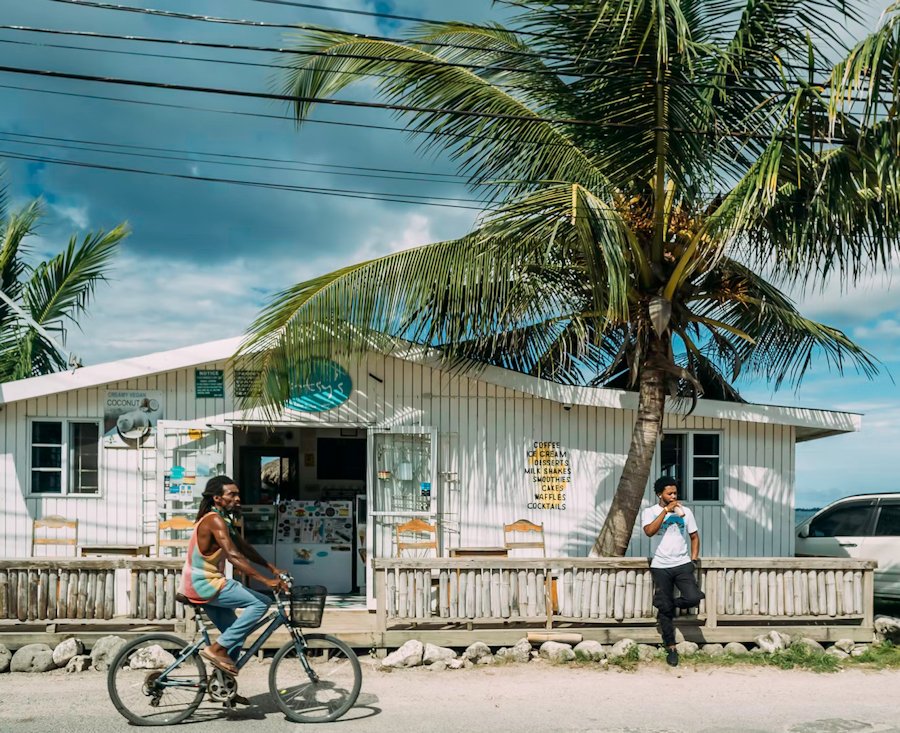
[30,419,101,495]
[658,432,721,502]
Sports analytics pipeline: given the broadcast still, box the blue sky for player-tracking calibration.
[0,0,897,508]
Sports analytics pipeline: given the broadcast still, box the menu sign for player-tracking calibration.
[525,441,570,510]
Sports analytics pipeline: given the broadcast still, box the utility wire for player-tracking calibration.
[0,149,487,209]
[40,0,843,84]
[0,131,470,184]
[0,63,854,143]
[0,32,572,97]
[0,63,604,127]
[41,0,626,74]
[245,0,862,76]
[0,131,865,201]
[0,25,867,102]
[0,81,594,148]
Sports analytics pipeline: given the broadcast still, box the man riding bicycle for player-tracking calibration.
[181,475,288,678]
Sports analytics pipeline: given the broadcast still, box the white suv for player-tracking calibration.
[795,493,900,601]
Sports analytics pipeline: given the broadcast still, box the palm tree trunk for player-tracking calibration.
[591,342,667,557]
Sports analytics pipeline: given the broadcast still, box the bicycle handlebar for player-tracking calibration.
[274,573,294,599]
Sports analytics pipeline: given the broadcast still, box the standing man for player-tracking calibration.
[181,475,287,677]
[642,476,704,667]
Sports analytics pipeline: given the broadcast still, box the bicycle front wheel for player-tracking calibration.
[107,633,207,726]
[269,633,362,723]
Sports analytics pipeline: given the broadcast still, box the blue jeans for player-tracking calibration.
[204,579,271,660]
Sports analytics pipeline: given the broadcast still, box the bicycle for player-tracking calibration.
[107,576,362,726]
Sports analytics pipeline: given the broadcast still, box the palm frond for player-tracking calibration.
[13,224,129,380]
[829,1,900,127]
[689,258,878,389]
[280,27,610,199]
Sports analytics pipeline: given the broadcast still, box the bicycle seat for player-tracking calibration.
[174,593,202,608]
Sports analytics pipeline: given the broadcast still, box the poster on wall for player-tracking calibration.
[525,441,570,510]
[103,390,165,448]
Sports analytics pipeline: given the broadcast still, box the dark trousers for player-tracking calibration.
[650,562,705,647]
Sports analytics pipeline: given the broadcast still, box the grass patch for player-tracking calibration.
[846,641,900,669]
[681,647,838,672]
[607,644,641,671]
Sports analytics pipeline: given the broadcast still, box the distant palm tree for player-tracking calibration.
[0,182,128,380]
[242,1,896,555]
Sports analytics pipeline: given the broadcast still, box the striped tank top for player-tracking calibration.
[181,513,228,603]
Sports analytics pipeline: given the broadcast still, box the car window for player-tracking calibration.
[808,504,873,538]
[874,504,900,537]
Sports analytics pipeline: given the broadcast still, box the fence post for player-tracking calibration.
[862,566,875,629]
[703,566,718,629]
[374,564,386,634]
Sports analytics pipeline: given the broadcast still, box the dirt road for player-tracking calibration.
[1,657,898,733]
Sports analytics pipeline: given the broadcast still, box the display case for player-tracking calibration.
[275,500,354,593]
[240,505,277,545]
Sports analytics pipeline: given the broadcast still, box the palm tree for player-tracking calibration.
[0,182,129,380]
[241,0,897,556]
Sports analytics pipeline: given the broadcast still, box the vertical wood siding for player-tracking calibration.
[2,354,796,558]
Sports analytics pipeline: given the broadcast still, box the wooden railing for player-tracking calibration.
[373,558,877,630]
[0,559,183,622]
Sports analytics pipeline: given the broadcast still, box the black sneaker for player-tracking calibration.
[666,648,679,667]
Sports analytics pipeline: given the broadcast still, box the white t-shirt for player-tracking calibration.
[641,504,698,568]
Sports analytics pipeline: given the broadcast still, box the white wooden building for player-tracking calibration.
[0,337,859,604]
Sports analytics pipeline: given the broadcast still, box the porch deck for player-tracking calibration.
[0,556,878,649]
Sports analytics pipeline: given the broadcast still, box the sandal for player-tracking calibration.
[199,648,238,676]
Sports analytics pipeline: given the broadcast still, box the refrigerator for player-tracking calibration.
[275,500,354,593]
[240,505,277,591]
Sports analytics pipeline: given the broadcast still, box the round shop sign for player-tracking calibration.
[285,359,352,413]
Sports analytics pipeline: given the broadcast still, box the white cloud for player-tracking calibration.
[64,255,271,363]
[349,213,434,261]
[854,318,900,340]
[52,203,89,230]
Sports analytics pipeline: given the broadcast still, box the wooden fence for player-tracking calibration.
[373,557,876,631]
[0,558,183,622]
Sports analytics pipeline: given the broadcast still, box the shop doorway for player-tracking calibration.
[234,426,368,597]
[238,447,299,505]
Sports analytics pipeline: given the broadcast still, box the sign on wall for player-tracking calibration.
[103,390,165,448]
[285,359,352,413]
[525,441,570,510]
[195,369,225,399]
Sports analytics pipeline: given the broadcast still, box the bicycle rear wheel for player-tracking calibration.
[269,633,362,723]
[107,634,207,726]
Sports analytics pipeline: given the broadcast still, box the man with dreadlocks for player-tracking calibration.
[181,475,287,677]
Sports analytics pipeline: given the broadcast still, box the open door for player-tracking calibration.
[366,427,437,607]
[156,420,229,515]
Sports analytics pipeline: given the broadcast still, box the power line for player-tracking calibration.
[0,81,591,148]
[41,0,612,74]
[0,149,487,209]
[0,24,860,103]
[0,129,830,199]
[0,30,566,97]
[0,63,854,144]
[244,0,854,76]
[0,131,476,187]
[0,63,605,128]
[0,130,464,178]
[51,0,847,77]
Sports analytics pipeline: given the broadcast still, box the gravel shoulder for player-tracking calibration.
[1,657,899,733]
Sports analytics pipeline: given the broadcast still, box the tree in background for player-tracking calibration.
[0,181,128,381]
[241,1,898,555]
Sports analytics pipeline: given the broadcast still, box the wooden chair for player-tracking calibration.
[395,518,438,557]
[156,516,195,556]
[503,519,546,556]
[32,515,78,555]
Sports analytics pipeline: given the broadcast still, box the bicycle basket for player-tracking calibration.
[288,585,327,628]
